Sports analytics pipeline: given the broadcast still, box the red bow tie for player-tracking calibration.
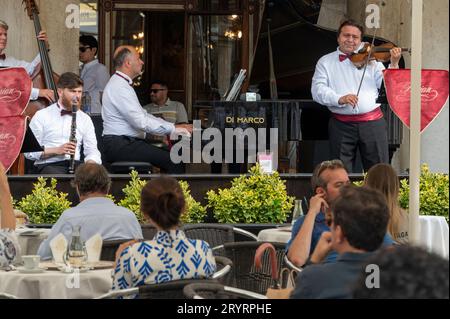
[0,53,6,60]
[61,110,72,116]
[339,54,350,62]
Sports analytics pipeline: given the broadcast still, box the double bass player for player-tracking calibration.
[0,19,54,103]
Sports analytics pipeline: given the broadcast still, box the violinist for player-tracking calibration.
[0,19,54,102]
[311,19,402,173]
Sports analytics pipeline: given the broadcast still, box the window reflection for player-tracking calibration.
[189,15,242,101]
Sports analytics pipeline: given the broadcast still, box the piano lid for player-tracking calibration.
[249,0,401,99]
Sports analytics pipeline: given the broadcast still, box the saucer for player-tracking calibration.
[17,267,47,274]
[58,266,90,273]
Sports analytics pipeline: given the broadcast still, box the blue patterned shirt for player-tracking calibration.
[112,229,216,291]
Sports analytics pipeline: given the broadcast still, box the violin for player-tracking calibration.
[349,42,410,69]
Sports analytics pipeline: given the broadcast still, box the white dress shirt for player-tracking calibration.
[102,71,175,139]
[24,103,102,165]
[80,59,110,114]
[0,53,41,100]
[311,48,385,115]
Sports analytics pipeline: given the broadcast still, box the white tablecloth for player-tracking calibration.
[418,215,449,259]
[257,216,450,259]
[0,268,113,299]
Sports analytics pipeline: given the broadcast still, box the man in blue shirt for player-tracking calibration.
[290,185,390,299]
[286,159,393,267]
[38,163,143,260]
[287,159,350,266]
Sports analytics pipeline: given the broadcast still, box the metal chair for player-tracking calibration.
[100,238,134,261]
[182,224,258,249]
[0,292,19,299]
[141,224,157,240]
[95,255,231,299]
[183,282,268,299]
[212,241,288,295]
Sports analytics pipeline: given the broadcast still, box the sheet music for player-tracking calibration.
[224,69,247,101]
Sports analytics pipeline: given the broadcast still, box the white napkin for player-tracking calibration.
[50,233,68,264]
[85,234,103,263]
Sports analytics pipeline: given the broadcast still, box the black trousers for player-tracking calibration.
[102,135,184,174]
[329,117,389,173]
[35,160,81,174]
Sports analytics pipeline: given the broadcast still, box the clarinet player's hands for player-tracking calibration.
[53,142,76,156]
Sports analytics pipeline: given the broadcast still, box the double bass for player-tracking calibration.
[10,0,60,174]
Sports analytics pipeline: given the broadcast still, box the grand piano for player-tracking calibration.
[193,0,403,173]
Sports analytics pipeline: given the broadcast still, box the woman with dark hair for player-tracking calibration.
[112,176,216,290]
[364,163,409,244]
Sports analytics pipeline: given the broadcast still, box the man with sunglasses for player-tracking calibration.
[144,80,188,124]
[0,19,54,103]
[286,159,393,268]
[143,80,188,149]
[79,35,110,114]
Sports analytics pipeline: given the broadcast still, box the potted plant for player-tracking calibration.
[16,177,72,225]
[399,164,449,222]
[118,171,207,223]
[207,164,294,224]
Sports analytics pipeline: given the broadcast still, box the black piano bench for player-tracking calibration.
[109,162,152,174]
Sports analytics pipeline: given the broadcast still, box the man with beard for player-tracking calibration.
[25,72,101,174]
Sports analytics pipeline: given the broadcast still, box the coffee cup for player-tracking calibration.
[22,255,41,270]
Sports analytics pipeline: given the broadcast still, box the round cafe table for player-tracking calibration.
[0,268,113,299]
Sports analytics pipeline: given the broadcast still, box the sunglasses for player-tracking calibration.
[150,89,166,94]
[79,46,92,53]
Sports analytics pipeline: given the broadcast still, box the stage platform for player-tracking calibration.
[8,173,369,207]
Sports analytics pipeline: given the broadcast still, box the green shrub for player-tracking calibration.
[16,177,72,224]
[118,170,147,222]
[179,181,207,223]
[117,171,207,223]
[207,164,294,223]
[399,164,449,222]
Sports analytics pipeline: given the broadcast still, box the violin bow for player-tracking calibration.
[356,27,378,97]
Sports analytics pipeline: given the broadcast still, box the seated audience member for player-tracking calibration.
[290,185,390,299]
[287,160,394,267]
[352,245,449,299]
[0,162,20,268]
[364,163,409,244]
[112,176,216,290]
[38,163,142,260]
[143,80,188,124]
[24,72,102,174]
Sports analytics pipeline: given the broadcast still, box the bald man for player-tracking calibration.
[101,46,191,173]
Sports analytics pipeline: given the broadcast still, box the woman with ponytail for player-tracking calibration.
[112,176,216,291]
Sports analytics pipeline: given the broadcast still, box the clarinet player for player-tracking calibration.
[25,72,101,174]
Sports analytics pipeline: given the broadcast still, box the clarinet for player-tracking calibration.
[68,100,77,174]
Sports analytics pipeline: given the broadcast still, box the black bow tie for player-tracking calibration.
[0,53,6,60]
[61,110,72,116]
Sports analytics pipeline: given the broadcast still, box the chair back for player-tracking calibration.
[182,224,257,249]
[138,279,218,299]
[100,238,134,261]
[141,224,157,240]
[213,241,287,295]
[183,282,267,299]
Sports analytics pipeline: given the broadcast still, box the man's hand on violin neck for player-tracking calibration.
[389,47,402,68]
[339,94,358,108]
[38,89,55,103]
